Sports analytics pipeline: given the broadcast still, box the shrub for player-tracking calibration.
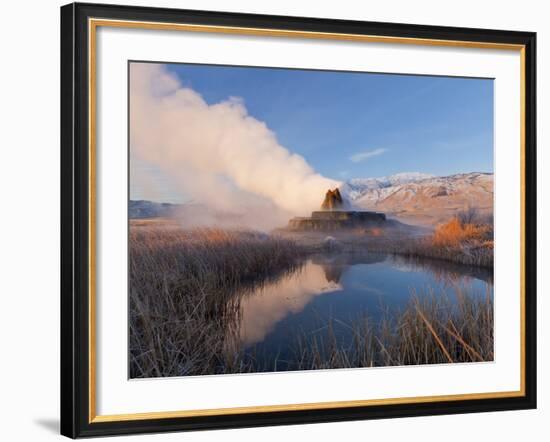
[432,217,491,247]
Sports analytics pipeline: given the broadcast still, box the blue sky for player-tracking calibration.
[164,63,494,180]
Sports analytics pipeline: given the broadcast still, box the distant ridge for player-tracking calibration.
[129,200,181,219]
[341,172,493,225]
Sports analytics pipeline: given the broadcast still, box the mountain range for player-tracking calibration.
[129,200,180,219]
[341,172,493,225]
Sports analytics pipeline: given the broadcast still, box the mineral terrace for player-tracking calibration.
[287,188,386,231]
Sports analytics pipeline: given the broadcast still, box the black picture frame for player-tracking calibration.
[61,2,537,438]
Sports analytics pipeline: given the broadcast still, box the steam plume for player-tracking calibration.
[130,63,340,229]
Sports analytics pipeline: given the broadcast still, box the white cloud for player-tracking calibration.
[349,148,388,163]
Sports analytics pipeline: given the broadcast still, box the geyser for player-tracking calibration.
[287,189,386,231]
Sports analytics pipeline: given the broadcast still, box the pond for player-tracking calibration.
[233,253,493,371]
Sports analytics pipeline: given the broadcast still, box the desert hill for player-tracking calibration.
[341,172,493,226]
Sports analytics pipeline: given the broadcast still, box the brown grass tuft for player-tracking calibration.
[433,217,491,248]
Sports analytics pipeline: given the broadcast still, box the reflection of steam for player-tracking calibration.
[130,63,340,230]
[238,261,342,346]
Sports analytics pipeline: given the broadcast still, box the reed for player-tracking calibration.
[129,226,306,377]
[259,288,493,371]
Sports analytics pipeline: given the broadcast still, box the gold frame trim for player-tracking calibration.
[88,18,527,424]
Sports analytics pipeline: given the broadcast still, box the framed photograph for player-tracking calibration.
[60,2,537,438]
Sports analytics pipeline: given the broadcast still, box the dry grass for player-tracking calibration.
[285,288,493,370]
[432,218,492,248]
[386,211,493,268]
[129,226,306,378]
[130,225,493,376]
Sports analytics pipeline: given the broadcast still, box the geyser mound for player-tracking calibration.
[287,188,386,231]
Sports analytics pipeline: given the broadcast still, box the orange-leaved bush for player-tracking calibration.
[432,218,490,247]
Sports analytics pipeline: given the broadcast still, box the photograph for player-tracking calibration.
[128,61,495,378]
[0,0,543,438]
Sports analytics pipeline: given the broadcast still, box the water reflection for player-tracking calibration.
[234,253,493,357]
[388,254,493,286]
[312,252,387,284]
[238,261,342,346]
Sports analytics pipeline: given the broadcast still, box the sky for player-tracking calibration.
[166,63,493,178]
[130,62,493,204]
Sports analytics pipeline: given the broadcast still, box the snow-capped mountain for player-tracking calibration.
[341,172,493,225]
[341,172,435,200]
